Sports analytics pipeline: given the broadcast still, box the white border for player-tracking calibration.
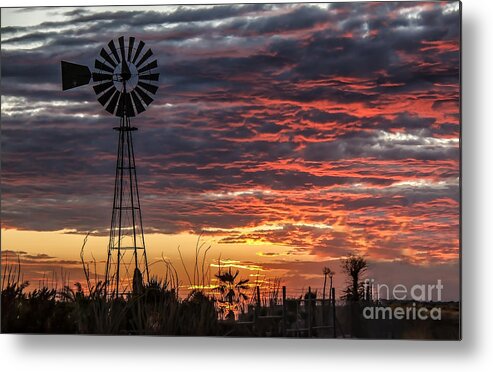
[2,0,492,371]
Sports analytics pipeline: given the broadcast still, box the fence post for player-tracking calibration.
[307,286,312,338]
[282,286,287,337]
[331,287,336,338]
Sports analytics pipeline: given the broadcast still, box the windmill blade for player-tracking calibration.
[108,40,120,63]
[93,72,113,82]
[137,81,158,95]
[118,36,126,63]
[97,86,117,107]
[128,37,135,62]
[131,90,146,114]
[139,73,159,81]
[95,59,114,73]
[61,61,91,90]
[138,59,157,73]
[100,48,117,68]
[132,41,145,64]
[88,37,159,116]
[134,86,154,106]
[136,49,153,68]
[106,90,121,114]
[93,80,113,95]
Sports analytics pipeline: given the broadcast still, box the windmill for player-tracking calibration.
[61,36,159,296]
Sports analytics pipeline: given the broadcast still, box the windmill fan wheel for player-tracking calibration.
[93,36,159,117]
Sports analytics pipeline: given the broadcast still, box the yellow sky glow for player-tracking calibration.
[1,228,313,291]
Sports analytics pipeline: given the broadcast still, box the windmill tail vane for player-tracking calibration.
[61,36,159,297]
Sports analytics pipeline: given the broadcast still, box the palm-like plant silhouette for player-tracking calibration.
[213,267,249,319]
[322,266,334,301]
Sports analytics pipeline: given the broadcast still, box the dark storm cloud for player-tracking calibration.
[1,4,271,39]
[72,4,271,27]
[2,50,60,84]
[225,4,329,34]
[303,130,459,162]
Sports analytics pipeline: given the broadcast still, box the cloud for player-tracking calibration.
[1,250,85,288]
[1,2,460,272]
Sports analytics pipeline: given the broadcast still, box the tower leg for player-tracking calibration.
[105,113,149,297]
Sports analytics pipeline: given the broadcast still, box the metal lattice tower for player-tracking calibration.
[105,87,149,296]
[61,36,159,296]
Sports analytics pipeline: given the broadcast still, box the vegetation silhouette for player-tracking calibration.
[213,267,249,320]
[340,253,368,301]
[1,250,459,339]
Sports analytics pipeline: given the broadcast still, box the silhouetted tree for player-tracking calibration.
[340,253,368,338]
[213,267,249,319]
[340,253,367,302]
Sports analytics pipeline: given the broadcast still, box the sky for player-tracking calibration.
[1,1,460,300]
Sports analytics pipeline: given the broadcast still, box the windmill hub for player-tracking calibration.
[115,62,138,91]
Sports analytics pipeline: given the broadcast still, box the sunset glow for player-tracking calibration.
[1,2,460,300]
